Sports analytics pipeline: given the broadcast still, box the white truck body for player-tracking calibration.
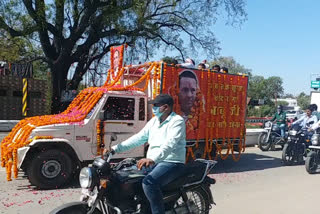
[311,91,320,109]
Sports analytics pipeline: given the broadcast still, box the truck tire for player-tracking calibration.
[305,151,318,174]
[258,132,271,151]
[27,149,73,189]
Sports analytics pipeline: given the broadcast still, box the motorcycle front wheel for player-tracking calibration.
[258,132,271,151]
[305,151,318,174]
[282,143,294,165]
[50,202,102,214]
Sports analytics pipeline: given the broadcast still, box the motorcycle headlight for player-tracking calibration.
[79,167,92,188]
[265,122,271,128]
[289,130,297,136]
[312,134,319,146]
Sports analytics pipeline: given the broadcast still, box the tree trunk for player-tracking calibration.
[50,63,70,114]
[68,68,85,91]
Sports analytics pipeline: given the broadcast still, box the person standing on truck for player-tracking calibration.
[107,94,186,214]
[178,58,195,68]
[270,105,287,140]
[212,64,220,72]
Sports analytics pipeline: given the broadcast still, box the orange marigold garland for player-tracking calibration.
[96,120,104,156]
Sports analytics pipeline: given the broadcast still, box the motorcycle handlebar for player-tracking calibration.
[103,149,115,161]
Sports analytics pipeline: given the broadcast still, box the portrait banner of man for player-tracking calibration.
[110,45,126,83]
[164,66,248,141]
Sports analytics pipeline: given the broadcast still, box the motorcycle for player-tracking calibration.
[50,135,217,214]
[258,121,286,151]
[282,123,313,165]
[305,128,320,174]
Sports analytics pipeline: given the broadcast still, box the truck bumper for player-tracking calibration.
[17,146,30,169]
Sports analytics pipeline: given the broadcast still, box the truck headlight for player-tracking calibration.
[312,134,319,146]
[79,167,92,188]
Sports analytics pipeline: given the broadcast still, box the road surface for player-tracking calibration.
[1,132,320,214]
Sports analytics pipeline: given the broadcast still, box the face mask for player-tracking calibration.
[277,110,281,114]
[152,106,164,119]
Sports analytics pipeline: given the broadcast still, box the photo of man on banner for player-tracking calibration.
[110,45,125,84]
[170,69,206,138]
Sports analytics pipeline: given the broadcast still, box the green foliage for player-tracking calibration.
[277,100,289,106]
[248,75,284,103]
[161,56,179,65]
[247,105,275,117]
[265,76,283,99]
[297,92,310,110]
[210,56,252,75]
[283,93,295,99]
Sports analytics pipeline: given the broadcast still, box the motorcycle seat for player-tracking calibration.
[162,161,207,192]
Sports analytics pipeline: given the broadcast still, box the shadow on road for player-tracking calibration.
[15,176,81,191]
[212,151,284,174]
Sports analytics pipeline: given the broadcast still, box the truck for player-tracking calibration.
[311,91,320,110]
[1,60,249,189]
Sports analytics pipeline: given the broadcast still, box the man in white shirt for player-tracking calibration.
[292,106,318,129]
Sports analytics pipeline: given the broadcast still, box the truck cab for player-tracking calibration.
[18,90,148,189]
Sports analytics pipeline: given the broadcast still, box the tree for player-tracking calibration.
[282,93,295,99]
[210,56,251,74]
[0,0,247,113]
[265,76,284,106]
[297,92,310,110]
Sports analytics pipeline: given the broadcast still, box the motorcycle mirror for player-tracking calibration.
[110,133,117,142]
[108,133,117,152]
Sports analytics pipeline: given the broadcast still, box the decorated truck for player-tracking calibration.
[1,46,249,189]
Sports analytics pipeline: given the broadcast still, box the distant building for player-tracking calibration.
[275,98,298,108]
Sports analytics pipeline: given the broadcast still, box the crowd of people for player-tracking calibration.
[177,58,229,74]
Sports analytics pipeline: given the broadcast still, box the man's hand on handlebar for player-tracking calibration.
[103,148,115,158]
[137,158,155,170]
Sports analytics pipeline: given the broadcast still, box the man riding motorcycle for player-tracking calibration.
[291,105,318,138]
[270,105,287,141]
[106,94,186,214]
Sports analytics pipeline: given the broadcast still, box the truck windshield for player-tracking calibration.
[103,97,135,120]
[85,98,103,119]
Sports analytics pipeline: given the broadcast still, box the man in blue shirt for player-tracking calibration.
[111,94,186,214]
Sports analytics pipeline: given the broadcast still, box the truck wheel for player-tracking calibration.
[305,151,318,174]
[258,133,271,151]
[27,149,73,189]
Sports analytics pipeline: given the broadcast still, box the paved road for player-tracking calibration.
[1,132,320,214]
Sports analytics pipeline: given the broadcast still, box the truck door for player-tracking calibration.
[103,95,147,158]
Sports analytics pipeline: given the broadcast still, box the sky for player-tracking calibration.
[155,0,320,96]
[213,0,320,96]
